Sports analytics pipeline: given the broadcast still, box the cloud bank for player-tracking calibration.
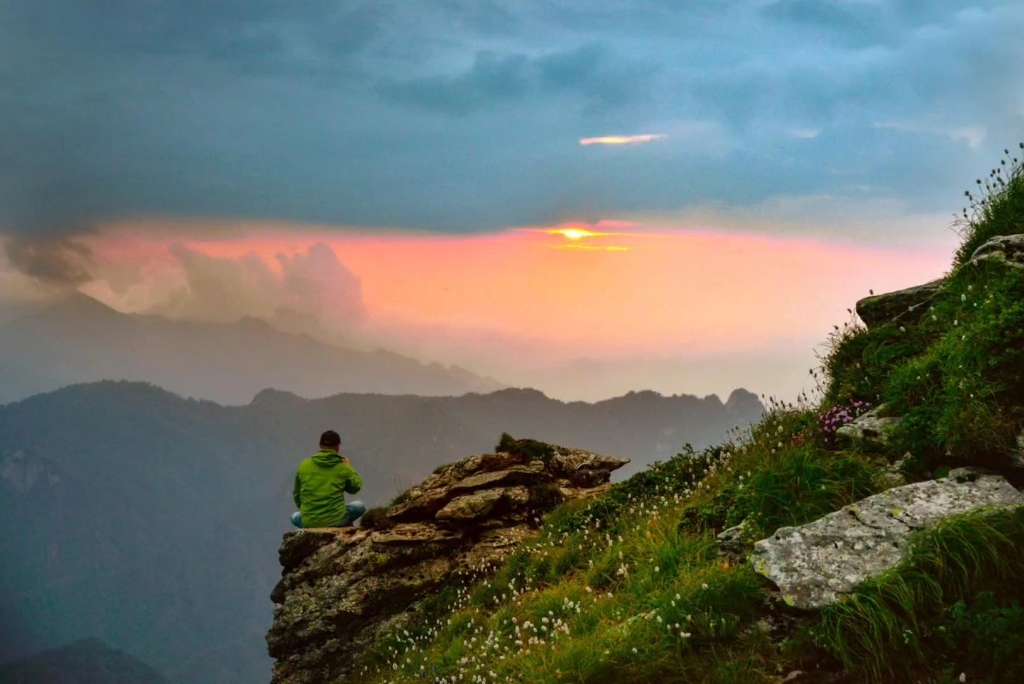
[1,0,1021,241]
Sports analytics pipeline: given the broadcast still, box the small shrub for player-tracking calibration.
[495,433,558,465]
[389,488,413,507]
[360,506,394,530]
[936,592,1024,682]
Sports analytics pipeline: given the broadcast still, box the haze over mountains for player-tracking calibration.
[0,294,504,406]
[0,380,763,684]
[0,284,766,684]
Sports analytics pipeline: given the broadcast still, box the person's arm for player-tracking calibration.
[344,463,363,495]
[293,471,302,508]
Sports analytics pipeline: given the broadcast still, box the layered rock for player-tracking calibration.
[750,471,1024,609]
[855,279,945,329]
[266,439,627,684]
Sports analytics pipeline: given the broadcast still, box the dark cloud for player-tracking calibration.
[377,43,656,116]
[378,52,532,116]
[0,0,1021,242]
[759,0,891,47]
[6,0,387,66]
[3,237,95,288]
[537,43,658,107]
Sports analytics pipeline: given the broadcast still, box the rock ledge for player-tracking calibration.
[266,439,627,683]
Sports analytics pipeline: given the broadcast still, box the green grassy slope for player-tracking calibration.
[360,144,1024,684]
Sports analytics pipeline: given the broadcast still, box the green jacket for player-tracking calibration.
[293,449,363,528]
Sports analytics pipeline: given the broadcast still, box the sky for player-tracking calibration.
[2,0,1022,402]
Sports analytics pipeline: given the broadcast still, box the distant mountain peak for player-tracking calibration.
[486,387,550,400]
[36,293,120,319]
[251,388,307,405]
[725,388,764,415]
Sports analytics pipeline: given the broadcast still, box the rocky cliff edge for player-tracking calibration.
[265,437,628,683]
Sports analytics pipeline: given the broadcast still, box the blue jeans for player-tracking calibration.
[291,501,366,528]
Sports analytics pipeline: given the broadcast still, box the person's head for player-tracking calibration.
[319,430,342,452]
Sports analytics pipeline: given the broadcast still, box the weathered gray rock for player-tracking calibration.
[855,279,945,329]
[267,439,627,683]
[448,463,548,494]
[968,234,1024,270]
[835,404,901,449]
[751,474,1024,609]
[436,486,530,522]
[947,466,998,483]
[717,520,751,564]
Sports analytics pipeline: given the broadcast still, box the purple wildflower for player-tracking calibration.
[818,400,872,446]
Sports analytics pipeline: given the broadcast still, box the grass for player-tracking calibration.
[811,508,1024,681]
[882,264,1024,465]
[354,147,1024,683]
[360,401,893,683]
[820,147,1024,472]
[952,144,1024,268]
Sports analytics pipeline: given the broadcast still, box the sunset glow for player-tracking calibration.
[76,218,955,376]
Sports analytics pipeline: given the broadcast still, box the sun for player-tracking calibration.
[549,227,602,241]
[559,228,592,240]
[533,224,632,251]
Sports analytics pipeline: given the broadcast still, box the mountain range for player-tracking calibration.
[0,380,763,684]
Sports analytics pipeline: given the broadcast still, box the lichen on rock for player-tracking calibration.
[750,473,1024,610]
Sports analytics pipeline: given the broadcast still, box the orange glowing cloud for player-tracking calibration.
[579,134,667,146]
[76,217,954,366]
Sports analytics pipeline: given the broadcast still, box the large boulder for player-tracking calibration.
[751,473,1024,610]
[855,279,945,329]
[266,439,628,683]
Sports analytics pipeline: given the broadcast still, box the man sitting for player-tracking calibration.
[291,430,366,528]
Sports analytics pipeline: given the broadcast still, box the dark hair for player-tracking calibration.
[319,430,342,448]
